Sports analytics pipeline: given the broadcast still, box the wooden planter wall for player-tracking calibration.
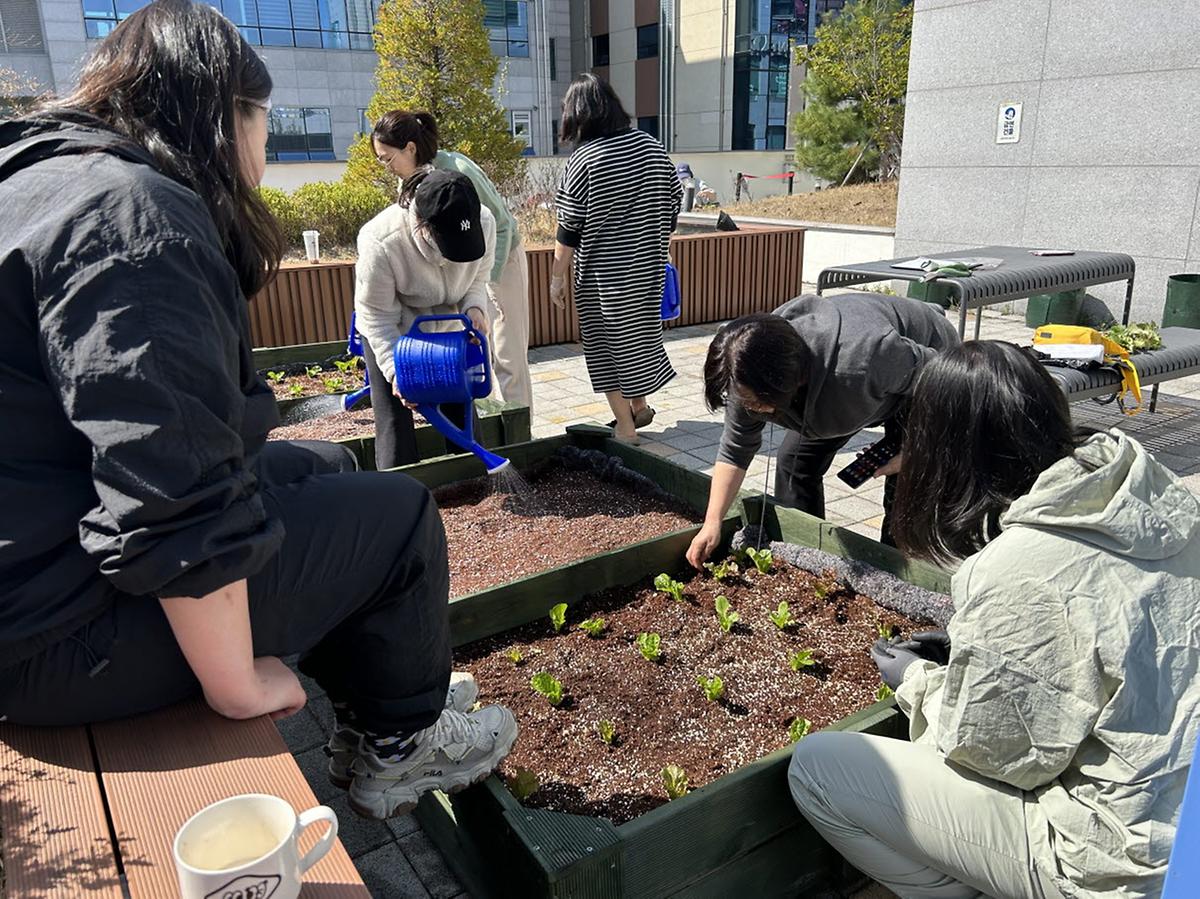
[248,228,805,349]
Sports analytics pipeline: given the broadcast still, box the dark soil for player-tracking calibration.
[270,407,376,442]
[433,465,700,597]
[262,365,367,402]
[457,560,924,824]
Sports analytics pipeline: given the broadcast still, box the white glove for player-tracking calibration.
[550,274,567,309]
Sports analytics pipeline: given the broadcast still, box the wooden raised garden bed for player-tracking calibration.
[405,438,929,898]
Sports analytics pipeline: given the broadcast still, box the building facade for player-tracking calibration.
[894,0,1200,320]
[0,0,574,162]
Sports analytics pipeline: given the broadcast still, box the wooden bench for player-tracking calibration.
[0,699,368,898]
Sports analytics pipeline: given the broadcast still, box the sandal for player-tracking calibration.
[606,406,656,429]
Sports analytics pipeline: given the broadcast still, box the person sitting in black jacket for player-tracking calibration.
[0,0,515,821]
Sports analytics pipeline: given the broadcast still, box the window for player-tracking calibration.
[592,33,609,67]
[636,115,658,140]
[267,106,336,161]
[548,37,557,81]
[510,110,533,156]
[83,0,375,49]
[1,0,44,49]
[484,0,529,58]
[636,24,658,59]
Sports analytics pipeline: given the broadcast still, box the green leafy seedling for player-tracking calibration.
[714,596,740,633]
[578,617,606,637]
[287,383,304,398]
[662,765,689,800]
[697,675,725,702]
[769,601,795,629]
[653,573,685,602]
[704,559,738,582]
[333,358,356,374]
[530,672,564,706]
[789,717,812,743]
[305,364,322,378]
[876,683,895,702]
[548,603,568,633]
[636,632,662,662]
[595,719,616,746]
[505,647,524,665]
[789,649,816,672]
[266,370,286,383]
[876,620,898,640]
[323,376,345,394]
[813,580,831,600]
[509,767,540,801]
[746,547,773,574]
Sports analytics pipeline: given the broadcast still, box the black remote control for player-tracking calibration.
[836,433,902,488]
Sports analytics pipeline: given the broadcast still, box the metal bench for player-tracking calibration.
[0,699,369,898]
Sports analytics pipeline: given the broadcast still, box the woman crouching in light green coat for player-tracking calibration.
[789,340,1200,899]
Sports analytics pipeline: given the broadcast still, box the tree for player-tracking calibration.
[792,0,912,183]
[0,66,44,117]
[344,0,525,197]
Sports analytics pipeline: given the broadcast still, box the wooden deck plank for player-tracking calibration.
[0,724,122,898]
[90,700,367,898]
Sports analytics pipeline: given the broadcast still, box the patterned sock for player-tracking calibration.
[330,700,361,735]
[364,730,418,763]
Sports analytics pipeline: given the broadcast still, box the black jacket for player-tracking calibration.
[0,116,283,664]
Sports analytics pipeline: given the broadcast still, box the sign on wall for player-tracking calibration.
[996,103,1022,144]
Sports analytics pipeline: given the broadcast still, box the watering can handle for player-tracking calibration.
[409,313,473,333]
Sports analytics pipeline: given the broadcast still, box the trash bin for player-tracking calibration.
[1025,289,1084,328]
[906,280,955,309]
[1162,274,1200,328]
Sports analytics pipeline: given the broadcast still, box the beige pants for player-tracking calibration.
[788,732,1066,899]
[487,237,532,409]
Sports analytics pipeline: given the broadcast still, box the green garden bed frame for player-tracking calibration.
[394,431,908,898]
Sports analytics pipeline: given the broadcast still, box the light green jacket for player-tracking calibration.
[899,429,1200,899]
[432,150,516,283]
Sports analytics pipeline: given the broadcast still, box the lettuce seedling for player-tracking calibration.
[266,370,286,383]
[505,647,524,665]
[305,364,322,377]
[549,603,568,633]
[714,596,740,633]
[333,358,357,374]
[578,617,606,637]
[654,573,685,602]
[746,547,773,574]
[661,765,689,800]
[813,580,831,600]
[595,719,616,745]
[788,717,812,743]
[769,601,795,629]
[697,675,725,702]
[530,672,564,706]
[323,375,345,394]
[876,620,897,640]
[704,559,739,582]
[636,632,662,662]
[287,383,304,398]
[876,683,895,702]
[509,767,540,801]
[789,649,816,672]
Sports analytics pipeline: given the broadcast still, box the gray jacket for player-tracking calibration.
[717,293,960,468]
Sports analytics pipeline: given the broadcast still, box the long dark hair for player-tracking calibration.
[373,110,439,165]
[47,0,282,296]
[560,73,631,145]
[704,313,808,411]
[891,341,1083,564]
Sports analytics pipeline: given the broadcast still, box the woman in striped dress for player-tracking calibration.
[550,74,683,443]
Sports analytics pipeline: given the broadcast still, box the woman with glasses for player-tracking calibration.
[0,0,515,822]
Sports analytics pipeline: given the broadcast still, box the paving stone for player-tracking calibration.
[295,746,344,804]
[666,452,709,471]
[354,842,432,898]
[398,828,462,899]
[386,811,422,840]
[824,494,885,524]
[660,432,717,452]
[275,706,327,754]
[325,793,394,859]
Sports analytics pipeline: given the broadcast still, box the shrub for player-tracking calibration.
[258,186,303,247]
[291,179,391,248]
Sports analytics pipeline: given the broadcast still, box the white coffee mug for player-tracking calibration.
[302,230,320,263]
[173,793,338,899]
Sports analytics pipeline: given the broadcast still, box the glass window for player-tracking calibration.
[511,110,533,155]
[548,36,556,81]
[592,33,609,67]
[267,106,336,161]
[636,116,658,140]
[485,0,529,58]
[636,24,658,59]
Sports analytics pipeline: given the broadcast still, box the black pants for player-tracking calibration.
[774,416,902,547]
[362,335,476,471]
[0,440,451,735]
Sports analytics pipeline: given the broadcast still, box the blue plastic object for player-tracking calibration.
[661,262,681,321]
[392,314,510,473]
[1163,746,1200,897]
[343,312,371,411]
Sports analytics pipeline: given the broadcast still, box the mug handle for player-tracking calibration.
[296,805,339,875]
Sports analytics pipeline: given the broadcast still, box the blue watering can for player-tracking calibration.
[661,261,681,321]
[343,312,371,411]
[392,314,510,473]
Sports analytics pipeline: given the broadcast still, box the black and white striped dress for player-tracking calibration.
[556,129,683,397]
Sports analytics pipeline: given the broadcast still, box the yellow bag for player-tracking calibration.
[1032,324,1143,413]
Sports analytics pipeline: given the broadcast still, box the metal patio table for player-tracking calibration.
[816,245,1136,339]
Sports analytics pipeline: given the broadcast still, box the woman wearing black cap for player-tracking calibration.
[354,169,498,469]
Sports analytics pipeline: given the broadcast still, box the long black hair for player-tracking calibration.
[46,0,282,296]
[704,313,808,411]
[891,341,1083,564]
[559,73,631,145]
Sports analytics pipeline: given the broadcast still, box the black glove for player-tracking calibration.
[906,630,951,666]
[870,638,923,691]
